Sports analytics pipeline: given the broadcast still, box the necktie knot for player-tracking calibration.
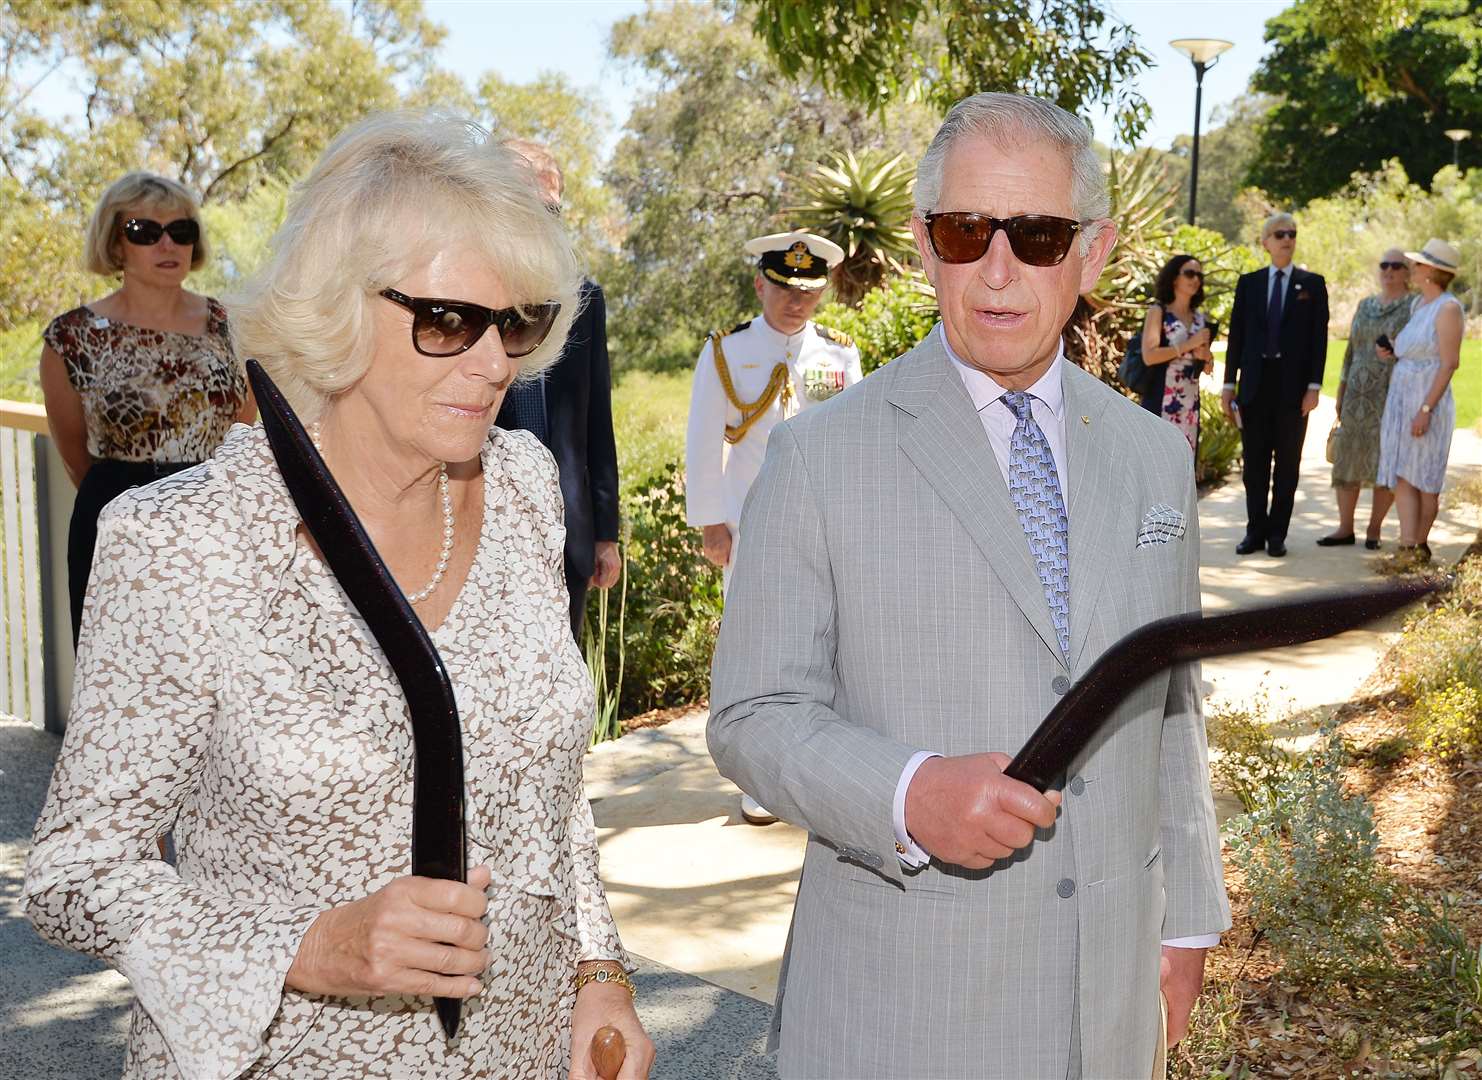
[1002,390,1035,423]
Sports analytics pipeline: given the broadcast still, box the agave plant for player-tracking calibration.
[785,148,917,307]
[1063,149,1182,385]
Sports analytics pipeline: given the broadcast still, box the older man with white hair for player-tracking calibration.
[708,92,1230,1079]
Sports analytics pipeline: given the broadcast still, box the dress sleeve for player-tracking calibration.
[526,449,630,967]
[22,497,322,1080]
[41,310,86,389]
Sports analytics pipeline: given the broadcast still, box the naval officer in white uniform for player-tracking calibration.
[686,229,863,823]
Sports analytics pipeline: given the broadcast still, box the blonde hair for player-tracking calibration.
[1261,212,1297,241]
[229,111,581,418]
[83,172,207,275]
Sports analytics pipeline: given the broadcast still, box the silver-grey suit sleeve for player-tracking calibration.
[1157,463,1233,939]
[708,423,919,880]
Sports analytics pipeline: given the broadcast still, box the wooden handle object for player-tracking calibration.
[591,1025,626,1080]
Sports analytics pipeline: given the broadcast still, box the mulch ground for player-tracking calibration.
[1175,549,1482,1078]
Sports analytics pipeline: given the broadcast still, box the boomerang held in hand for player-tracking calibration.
[248,360,469,1040]
[1003,577,1442,792]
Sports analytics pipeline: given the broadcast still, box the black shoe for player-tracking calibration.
[1236,535,1265,555]
[1418,542,1432,563]
[1316,533,1356,546]
[1365,537,1381,550]
[1267,539,1288,557]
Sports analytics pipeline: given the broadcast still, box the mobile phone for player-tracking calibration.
[1376,334,1392,352]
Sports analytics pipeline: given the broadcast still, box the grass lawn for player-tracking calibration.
[1324,338,1481,429]
[610,368,690,499]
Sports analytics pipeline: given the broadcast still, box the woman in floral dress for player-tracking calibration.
[1140,254,1215,452]
[26,113,655,1079]
[1318,249,1410,549]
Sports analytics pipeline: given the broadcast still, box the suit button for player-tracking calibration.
[1069,776,1086,796]
[1051,675,1071,695]
[1056,878,1076,899]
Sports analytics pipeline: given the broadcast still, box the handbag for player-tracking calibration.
[1119,305,1173,399]
[1326,423,1342,464]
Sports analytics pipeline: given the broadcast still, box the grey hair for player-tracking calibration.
[914,92,1109,252]
[1261,211,1297,240]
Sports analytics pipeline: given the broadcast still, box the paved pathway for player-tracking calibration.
[2,397,1476,1076]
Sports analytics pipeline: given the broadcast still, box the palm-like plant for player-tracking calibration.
[785,148,917,307]
[1064,149,1181,384]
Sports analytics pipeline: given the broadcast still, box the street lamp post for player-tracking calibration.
[1444,128,1472,170]
[1170,38,1234,226]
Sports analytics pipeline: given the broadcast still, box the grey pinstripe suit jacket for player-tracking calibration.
[708,333,1231,1079]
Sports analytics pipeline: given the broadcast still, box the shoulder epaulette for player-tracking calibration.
[815,324,854,348]
[724,319,752,336]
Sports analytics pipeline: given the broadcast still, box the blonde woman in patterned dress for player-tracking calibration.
[39,172,255,647]
[1317,249,1411,549]
[1376,238,1466,564]
[25,113,655,1079]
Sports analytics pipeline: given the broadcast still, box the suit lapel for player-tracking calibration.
[1062,366,1122,672]
[890,340,1065,665]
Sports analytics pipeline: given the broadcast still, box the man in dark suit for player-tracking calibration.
[500,141,621,638]
[1221,212,1329,558]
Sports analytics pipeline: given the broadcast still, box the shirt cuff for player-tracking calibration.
[893,750,941,868]
[1161,934,1221,949]
[1306,383,1322,391]
[1221,383,1236,392]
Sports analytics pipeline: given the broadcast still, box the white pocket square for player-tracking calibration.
[1136,504,1186,547]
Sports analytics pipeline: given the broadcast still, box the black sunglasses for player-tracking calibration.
[923,212,1083,267]
[379,288,560,359]
[1269,229,1297,240]
[1378,261,1408,271]
[121,217,200,246]
[1179,267,1204,279]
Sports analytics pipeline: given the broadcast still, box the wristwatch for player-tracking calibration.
[1420,403,1433,414]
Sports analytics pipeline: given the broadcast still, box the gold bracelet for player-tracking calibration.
[574,963,636,997]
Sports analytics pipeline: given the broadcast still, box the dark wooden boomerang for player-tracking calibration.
[247,360,468,1040]
[1003,577,1442,792]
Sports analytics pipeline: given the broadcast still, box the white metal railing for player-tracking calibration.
[0,400,73,732]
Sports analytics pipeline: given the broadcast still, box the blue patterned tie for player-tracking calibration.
[1002,390,1070,659]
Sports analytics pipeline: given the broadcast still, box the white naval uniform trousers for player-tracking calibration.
[684,316,863,592]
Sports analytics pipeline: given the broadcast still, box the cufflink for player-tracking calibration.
[895,841,908,855]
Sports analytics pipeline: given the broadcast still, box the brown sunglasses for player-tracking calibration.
[923,212,1084,267]
[380,288,560,358]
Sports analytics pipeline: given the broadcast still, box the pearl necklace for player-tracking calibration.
[310,422,455,605]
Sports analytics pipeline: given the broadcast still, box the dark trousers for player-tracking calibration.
[1239,371,1308,543]
[565,563,588,645]
[67,459,197,649]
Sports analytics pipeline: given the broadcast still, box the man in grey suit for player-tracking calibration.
[708,92,1231,1079]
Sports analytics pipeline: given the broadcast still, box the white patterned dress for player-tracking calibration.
[1377,292,1461,494]
[24,424,628,1079]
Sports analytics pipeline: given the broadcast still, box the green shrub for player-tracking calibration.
[1204,696,1294,813]
[813,272,937,375]
[585,462,722,724]
[1409,680,1482,761]
[0,320,43,403]
[1195,390,1241,487]
[1227,728,1397,987]
[1391,604,1481,705]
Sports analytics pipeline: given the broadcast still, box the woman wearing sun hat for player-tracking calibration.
[1375,238,1466,563]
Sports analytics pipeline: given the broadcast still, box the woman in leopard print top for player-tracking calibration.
[40,171,254,646]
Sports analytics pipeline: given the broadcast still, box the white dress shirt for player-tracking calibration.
[892,327,1219,950]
